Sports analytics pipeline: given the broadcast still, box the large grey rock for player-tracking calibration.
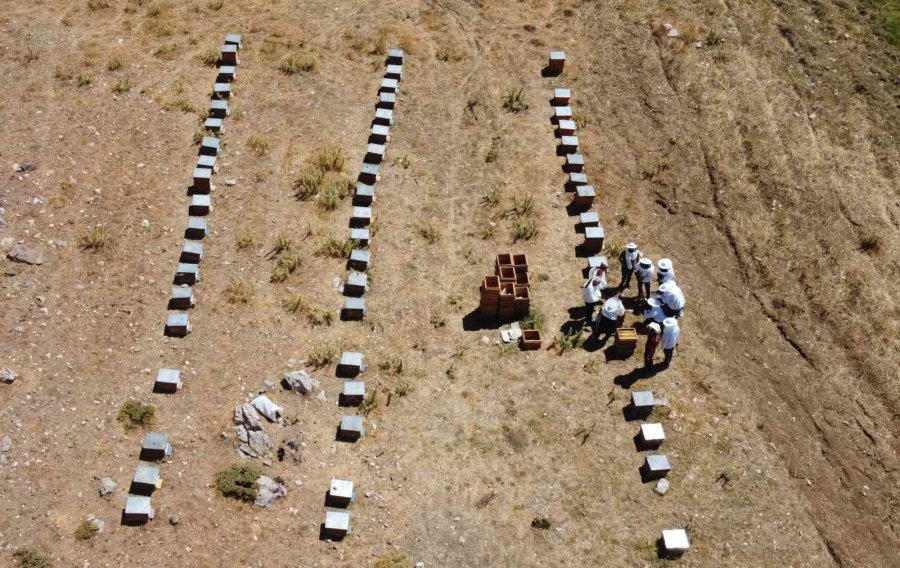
[0,434,11,453]
[6,244,43,265]
[233,404,262,430]
[282,370,318,395]
[99,477,117,497]
[654,478,670,496]
[255,476,287,508]
[233,404,273,458]
[0,369,16,384]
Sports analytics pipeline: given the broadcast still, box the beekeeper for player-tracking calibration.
[657,258,675,285]
[644,322,661,369]
[618,242,642,291]
[582,261,608,325]
[657,281,686,318]
[661,317,680,367]
[635,257,655,299]
[595,295,626,338]
[643,297,666,324]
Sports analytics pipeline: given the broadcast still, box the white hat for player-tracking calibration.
[647,322,661,334]
[663,317,677,329]
[658,258,672,272]
[626,242,637,251]
[646,298,661,308]
[604,296,622,310]
[659,282,674,293]
[639,257,652,268]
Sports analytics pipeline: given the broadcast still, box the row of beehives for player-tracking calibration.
[321,350,370,540]
[163,33,243,338]
[545,51,690,561]
[125,33,243,524]
[338,47,405,321]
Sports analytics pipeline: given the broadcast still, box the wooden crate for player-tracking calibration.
[615,327,638,348]
[520,329,542,350]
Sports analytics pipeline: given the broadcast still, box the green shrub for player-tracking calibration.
[313,146,346,172]
[315,235,356,258]
[307,344,337,368]
[416,223,441,244]
[117,401,156,431]
[520,307,544,331]
[215,462,263,502]
[13,547,53,568]
[279,54,316,75]
[74,519,99,540]
[292,168,324,200]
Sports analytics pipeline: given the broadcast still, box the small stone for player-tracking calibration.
[225,179,237,186]
[654,478,670,496]
[169,514,180,525]
[0,369,17,384]
[6,244,43,265]
[415,563,425,568]
[365,490,373,498]
[13,161,36,173]
[99,477,117,497]
[0,435,11,453]
[282,370,318,394]
[264,379,277,391]
[316,390,327,403]
[481,336,490,344]
[140,219,150,228]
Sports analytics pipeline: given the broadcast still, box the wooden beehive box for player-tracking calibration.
[520,329,542,350]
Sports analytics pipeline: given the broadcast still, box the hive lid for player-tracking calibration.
[325,510,350,530]
[343,381,365,396]
[330,479,354,499]
[662,529,689,550]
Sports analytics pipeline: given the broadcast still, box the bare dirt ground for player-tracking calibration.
[1,1,898,567]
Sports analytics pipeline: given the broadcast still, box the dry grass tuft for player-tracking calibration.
[283,294,333,326]
[292,168,325,200]
[307,344,338,368]
[81,226,109,251]
[315,235,356,258]
[416,223,441,244]
[279,53,316,75]
[248,135,270,156]
[224,279,253,304]
[312,146,346,173]
[502,85,528,113]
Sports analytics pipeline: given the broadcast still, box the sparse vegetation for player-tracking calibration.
[373,552,409,568]
[81,227,109,251]
[215,462,263,502]
[12,547,53,568]
[207,0,224,10]
[74,519,99,540]
[416,223,441,244]
[379,355,404,374]
[279,53,316,75]
[485,137,501,163]
[572,110,590,128]
[360,389,379,415]
[283,294,333,326]
[88,0,110,10]
[502,85,528,113]
[482,185,503,208]
[315,235,356,258]
[430,313,447,328]
[147,0,170,17]
[511,218,538,242]
[107,56,122,71]
[200,46,219,66]
[270,232,292,256]
[22,47,39,64]
[531,515,551,530]
[163,95,196,114]
[510,194,535,218]
[112,77,132,94]
[224,279,253,304]
[76,73,92,87]
[307,344,338,368]
[313,146,346,173]
[551,330,585,355]
[117,401,156,432]
[860,233,882,254]
[248,135,270,156]
[236,232,255,250]
[520,307,544,331]
[292,168,325,200]
[271,251,301,283]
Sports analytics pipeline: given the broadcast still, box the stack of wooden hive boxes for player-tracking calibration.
[480,253,530,322]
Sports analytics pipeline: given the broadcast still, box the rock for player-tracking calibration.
[255,476,287,508]
[99,477,117,497]
[316,390,327,403]
[7,244,43,265]
[13,161,36,173]
[654,478,670,496]
[0,369,17,384]
[233,403,262,430]
[169,514,180,525]
[140,219,150,229]
[247,429,274,456]
[85,514,104,533]
[0,434,11,453]
[264,379,277,391]
[415,563,425,568]
[282,370,318,395]
[0,237,14,251]
[225,179,237,186]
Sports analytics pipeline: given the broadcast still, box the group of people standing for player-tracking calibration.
[582,242,687,370]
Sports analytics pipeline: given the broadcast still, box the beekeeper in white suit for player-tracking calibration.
[618,242,642,291]
[582,260,608,326]
[661,317,680,368]
[595,295,626,339]
[634,257,655,299]
[657,281,686,318]
[643,297,666,324]
[657,258,675,285]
